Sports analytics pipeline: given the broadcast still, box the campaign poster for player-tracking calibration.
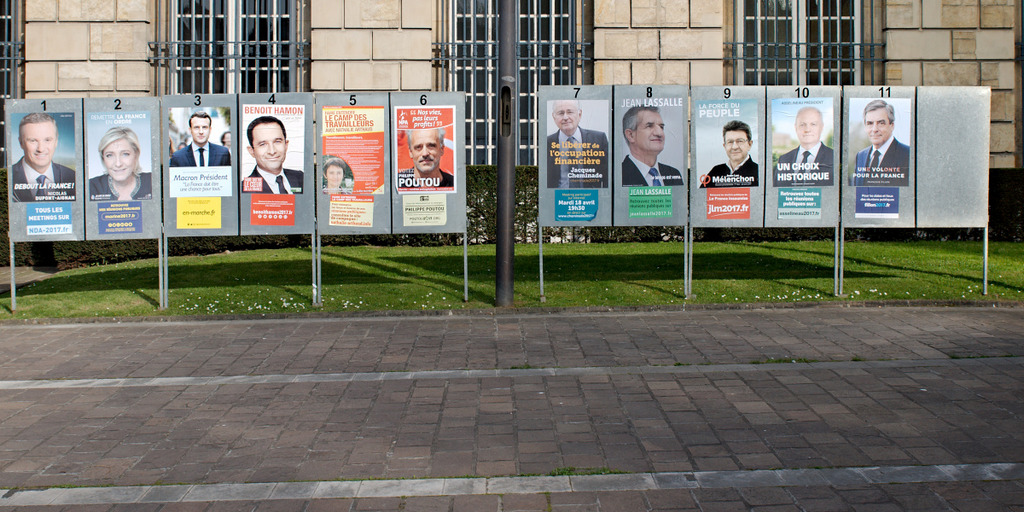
[167,106,233,229]
[846,97,912,188]
[694,99,759,189]
[617,98,685,188]
[25,202,73,235]
[85,111,154,207]
[329,195,374,227]
[8,111,77,202]
[239,104,306,195]
[770,98,835,187]
[393,105,457,194]
[97,201,143,234]
[777,188,822,219]
[545,99,610,189]
[402,194,447,226]
[321,105,386,194]
[627,187,673,218]
[555,189,599,222]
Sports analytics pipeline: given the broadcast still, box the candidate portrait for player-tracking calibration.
[775,105,834,186]
[169,110,232,168]
[701,120,759,188]
[620,106,683,187]
[241,115,303,194]
[10,112,77,202]
[546,99,609,189]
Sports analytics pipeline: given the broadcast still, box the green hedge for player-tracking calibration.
[2,166,1022,268]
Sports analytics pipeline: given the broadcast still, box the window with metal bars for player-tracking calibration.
[150,0,309,94]
[0,0,19,99]
[434,0,589,165]
[727,0,882,86]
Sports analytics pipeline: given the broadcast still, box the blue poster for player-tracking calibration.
[25,202,74,235]
[555,189,599,222]
[98,201,143,234]
[855,187,900,219]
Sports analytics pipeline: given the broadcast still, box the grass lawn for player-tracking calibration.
[1,240,1021,319]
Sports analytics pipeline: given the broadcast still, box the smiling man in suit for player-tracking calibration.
[775,106,834,186]
[169,111,231,167]
[11,112,77,202]
[619,106,682,187]
[240,115,303,194]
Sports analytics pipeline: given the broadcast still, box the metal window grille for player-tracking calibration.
[434,0,590,165]
[150,0,309,94]
[0,0,20,99]
[727,0,882,85]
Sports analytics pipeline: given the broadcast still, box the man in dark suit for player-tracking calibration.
[11,112,77,202]
[852,99,910,186]
[169,111,231,167]
[546,99,609,188]
[775,106,834,187]
[620,106,683,187]
[240,115,303,194]
[701,120,758,188]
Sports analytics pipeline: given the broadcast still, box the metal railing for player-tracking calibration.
[149,40,310,94]
[725,41,885,85]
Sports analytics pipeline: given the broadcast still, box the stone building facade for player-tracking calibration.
[15,0,1022,167]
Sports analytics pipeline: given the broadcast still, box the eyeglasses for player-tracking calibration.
[724,138,749,146]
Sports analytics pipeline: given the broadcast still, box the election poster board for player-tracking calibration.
[765,87,840,227]
[537,86,613,227]
[238,93,315,235]
[612,85,688,227]
[390,92,467,234]
[163,94,239,237]
[83,97,162,240]
[5,98,85,242]
[316,93,392,235]
[841,86,915,228]
[915,87,989,228]
[690,87,766,228]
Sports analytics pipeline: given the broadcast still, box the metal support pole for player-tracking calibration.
[312,222,320,306]
[983,226,989,296]
[838,226,846,297]
[833,226,839,297]
[538,225,546,303]
[685,225,694,299]
[463,232,470,303]
[9,239,15,312]
[158,227,165,310]
[494,0,518,307]
[160,228,169,309]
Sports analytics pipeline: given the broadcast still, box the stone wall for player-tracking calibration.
[310,0,434,91]
[23,0,153,98]
[885,0,1018,167]
[592,0,725,86]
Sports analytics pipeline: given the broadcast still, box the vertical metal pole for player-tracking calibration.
[495,0,517,307]
[833,226,839,296]
[686,225,693,299]
[161,229,169,309]
[158,227,165,310]
[9,239,15,312]
[983,226,989,296]
[463,232,470,302]
[538,225,546,302]
[311,224,319,306]
[838,226,846,296]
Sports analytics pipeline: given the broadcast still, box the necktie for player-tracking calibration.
[198,147,205,167]
[801,151,811,164]
[276,175,288,194]
[869,149,881,169]
[648,168,663,186]
[36,175,47,197]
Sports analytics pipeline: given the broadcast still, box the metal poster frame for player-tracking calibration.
[6,98,84,312]
[389,92,469,301]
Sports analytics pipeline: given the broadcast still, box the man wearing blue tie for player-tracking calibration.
[169,111,231,167]
[619,106,683,187]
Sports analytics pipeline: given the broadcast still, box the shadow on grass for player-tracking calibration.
[8,265,161,308]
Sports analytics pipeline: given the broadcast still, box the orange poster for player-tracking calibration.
[321,106,387,195]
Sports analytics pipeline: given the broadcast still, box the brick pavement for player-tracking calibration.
[0,306,1021,510]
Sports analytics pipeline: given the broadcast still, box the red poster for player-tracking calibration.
[321,106,387,195]
[250,194,296,226]
[393,105,457,194]
[706,188,751,220]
